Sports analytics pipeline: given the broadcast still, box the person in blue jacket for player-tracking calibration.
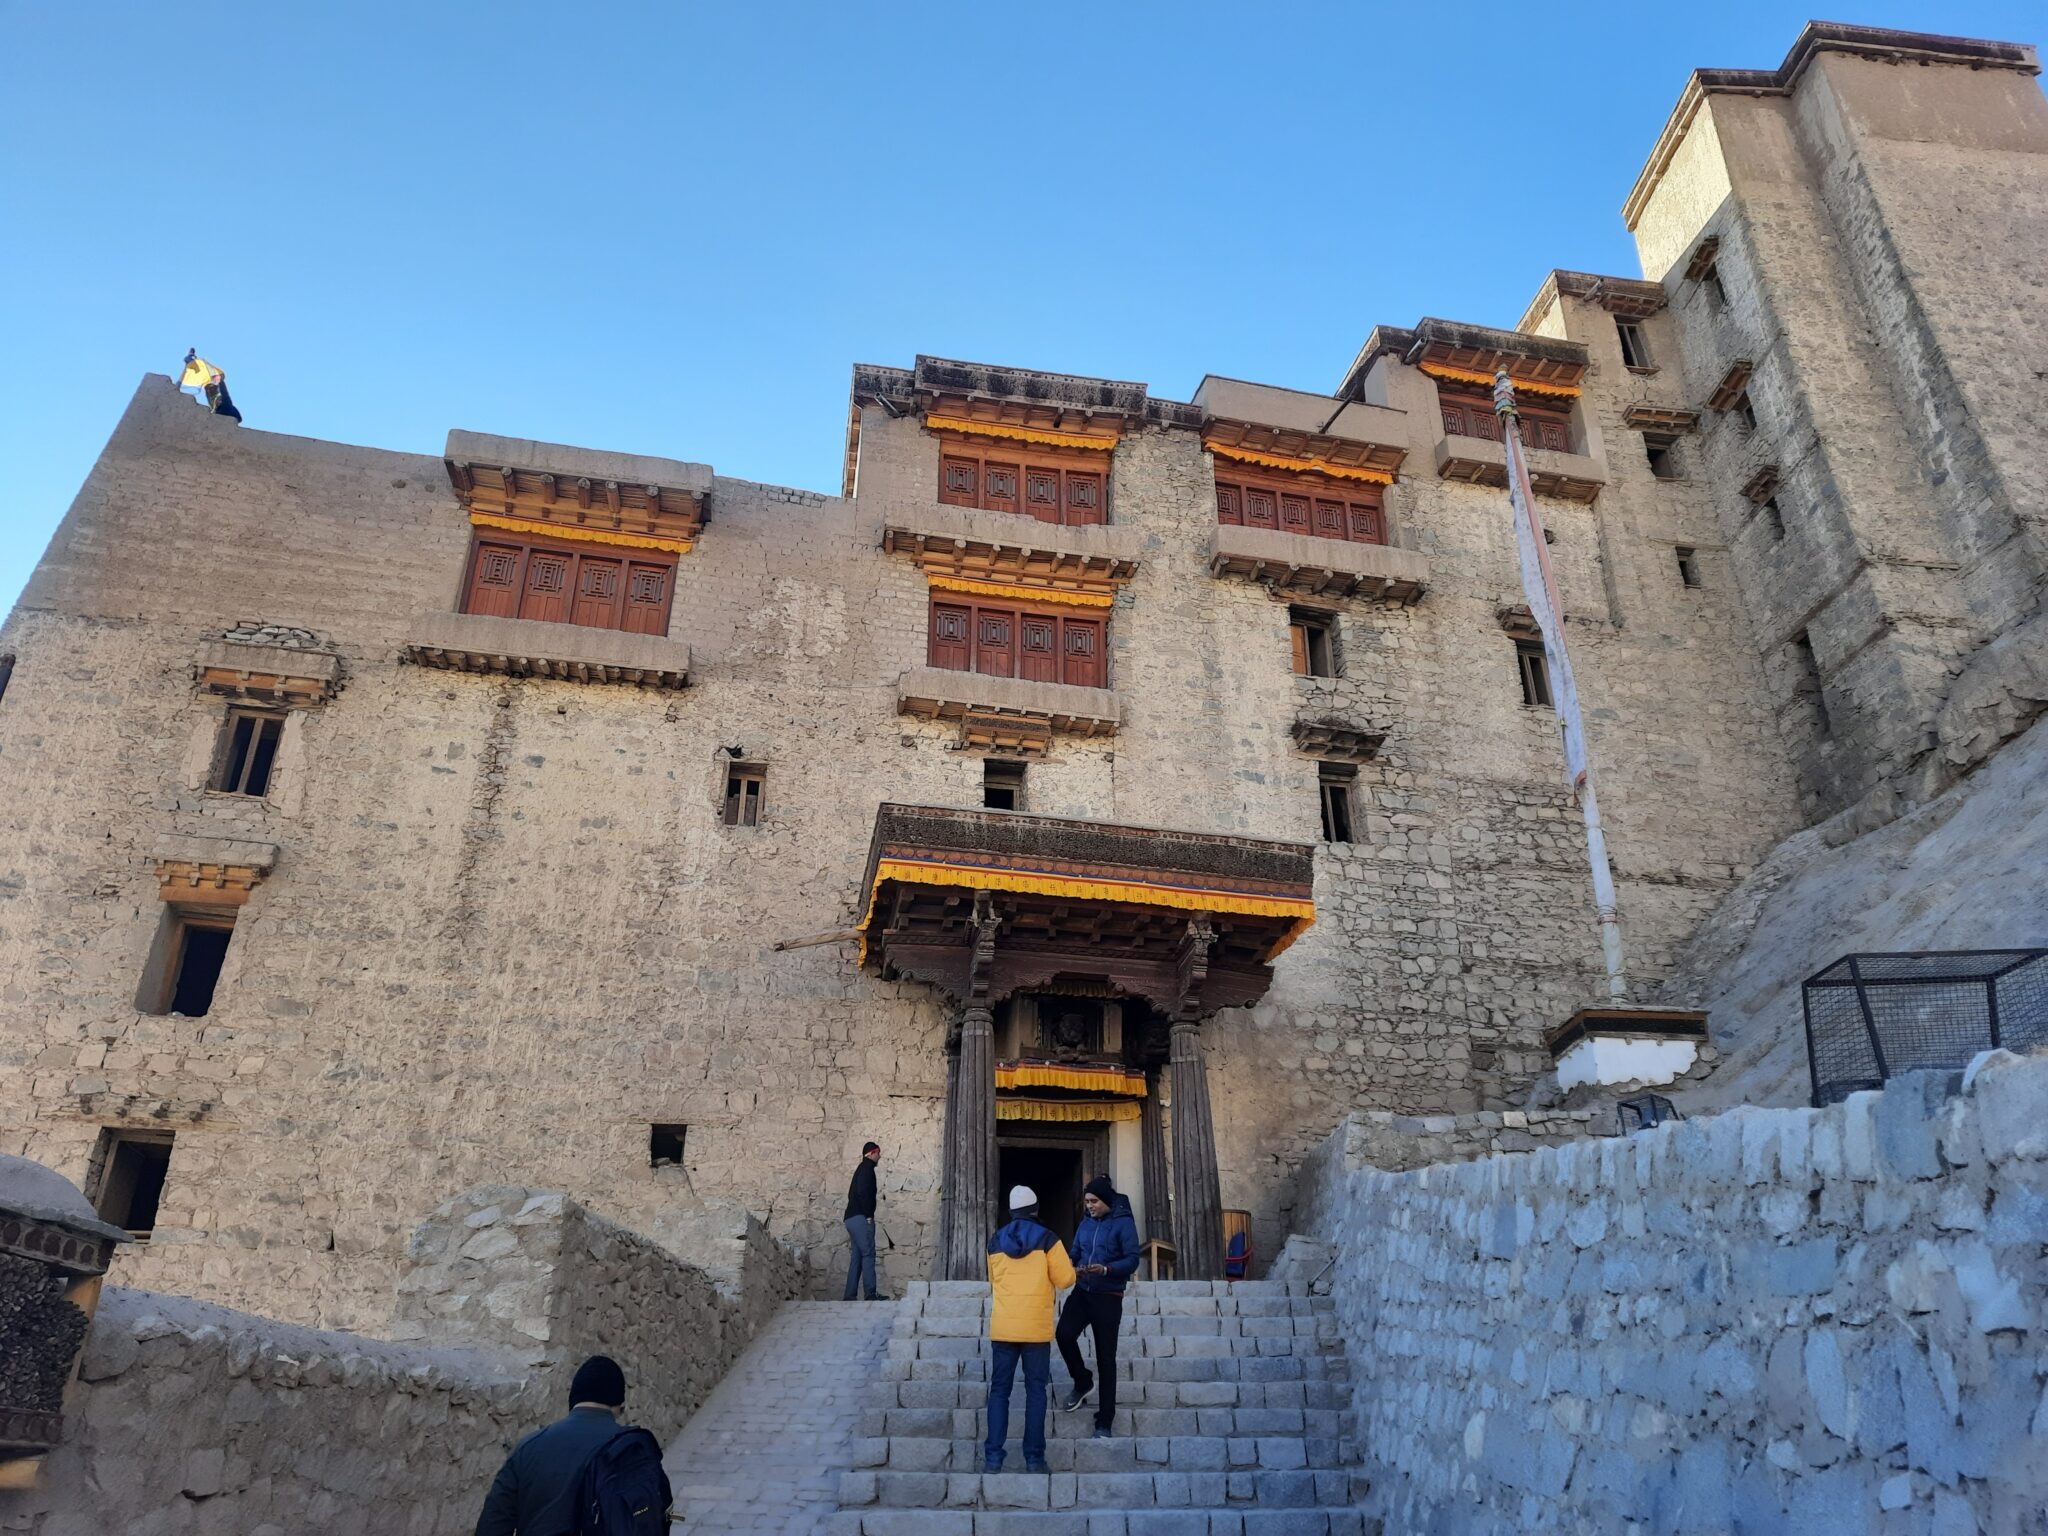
[1056,1173,1140,1436]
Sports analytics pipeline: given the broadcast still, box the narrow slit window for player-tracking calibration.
[1761,497,1786,539]
[1643,435,1682,481]
[1733,392,1759,434]
[90,1130,174,1238]
[983,759,1027,812]
[722,763,765,827]
[1676,547,1702,588]
[1701,262,1728,309]
[0,652,14,706]
[1318,763,1356,844]
[1792,631,1830,736]
[1289,608,1337,679]
[1615,321,1652,371]
[1516,640,1553,709]
[649,1124,687,1167]
[213,710,283,797]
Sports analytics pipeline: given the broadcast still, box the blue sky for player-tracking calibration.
[3,2,2041,616]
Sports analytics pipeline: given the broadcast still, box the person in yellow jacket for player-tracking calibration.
[179,349,242,423]
[982,1184,1076,1474]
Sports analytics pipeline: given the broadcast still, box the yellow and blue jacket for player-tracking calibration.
[985,1215,1076,1343]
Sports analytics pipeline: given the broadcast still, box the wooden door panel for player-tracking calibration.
[519,550,572,625]
[1312,499,1347,540]
[1215,484,1242,525]
[975,608,1016,677]
[930,603,972,670]
[1063,471,1103,526]
[1060,617,1104,688]
[1245,487,1277,529]
[1019,616,1058,682]
[1348,502,1384,545]
[465,541,523,619]
[941,456,980,507]
[622,563,672,635]
[1024,469,1061,523]
[572,555,623,628]
[982,461,1020,515]
[1279,493,1311,535]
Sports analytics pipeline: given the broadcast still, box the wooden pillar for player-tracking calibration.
[1168,1021,1224,1280]
[1140,1065,1172,1249]
[943,1005,998,1279]
[935,1036,960,1280]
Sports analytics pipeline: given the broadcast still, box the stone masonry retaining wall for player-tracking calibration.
[1303,1052,2048,1535]
[0,1183,798,1534]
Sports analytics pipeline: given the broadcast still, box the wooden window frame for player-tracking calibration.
[1515,640,1553,709]
[1615,320,1654,373]
[211,708,284,797]
[934,438,1107,527]
[459,529,677,637]
[1318,762,1356,844]
[983,758,1027,811]
[926,597,1107,689]
[1676,547,1702,588]
[722,762,766,827]
[141,907,236,1018]
[89,1128,175,1239]
[1288,607,1339,678]
[1643,434,1683,481]
[1215,474,1385,547]
[1439,384,1572,453]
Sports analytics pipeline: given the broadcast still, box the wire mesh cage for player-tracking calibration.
[1803,949,2048,1106]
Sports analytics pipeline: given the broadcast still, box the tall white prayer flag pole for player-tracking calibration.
[1494,370,1629,1001]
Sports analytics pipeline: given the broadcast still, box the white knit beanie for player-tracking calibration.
[1008,1185,1038,1211]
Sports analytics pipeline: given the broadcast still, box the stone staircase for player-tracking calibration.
[829,1278,1370,1534]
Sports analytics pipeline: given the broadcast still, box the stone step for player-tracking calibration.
[889,1337,1340,1365]
[896,1315,1336,1340]
[856,1432,1357,1473]
[881,1353,1350,1385]
[874,1379,1353,1414]
[839,1467,1367,1512]
[861,1406,1349,1443]
[903,1281,1318,1298]
[824,1510,1371,1535]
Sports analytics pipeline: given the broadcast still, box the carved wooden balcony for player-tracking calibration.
[881,502,1142,602]
[402,611,690,690]
[1208,524,1428,604]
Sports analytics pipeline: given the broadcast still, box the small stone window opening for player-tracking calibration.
[1615,321,1652,372]
[1792,631,1831,736]
[90,1129,174,1238]
[141,909,236,1017]
[1676,547,1702,588]
[1733,392,1759,435]
[1761,497,1786,540]
[649,1124,687,1168]
[0,652,14,706]
[1701,262,1728,309]
[983,759,1027,812]
[1289,608,1338,678]
[1643,435,1682,481]
[722,763,765,827]
[1318,763,1356,844]
[1516,640,1553,710]
[212,709,283,797]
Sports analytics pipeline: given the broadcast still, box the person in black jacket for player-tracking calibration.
[475,1355,661,1535]
[842,1140,884,1300]
[1056,1174,1140,1436]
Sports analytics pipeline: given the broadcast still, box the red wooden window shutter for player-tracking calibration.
[1279,493,1311,534]
[975,609,1016,677]
[522,551,572,625]
[1060,617,1104,688]
[572,555,623,629]
[1441,403,1466,437]
[982,461,1020,515]
[1245,487,1277,529]
[929,603,972,670]
[1024,469,1061,523]
[623,563,671,635]
[465,541,523,619]
[1215,483,1242,525]
[1064,471,1103,526]
[1019,616,1059,682]
[1348,502,1384,544]
[1313,499,1346,539]
[941,456,980,507]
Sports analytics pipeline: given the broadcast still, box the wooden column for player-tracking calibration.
[935,1034,961,1280]
[1140,1065,1172,1249]
[1168,1020,1225,1279]
[944,1005,998,1279]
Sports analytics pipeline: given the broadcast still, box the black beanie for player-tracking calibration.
[569,1355,626,1408]
[1084,1175,1117,1204]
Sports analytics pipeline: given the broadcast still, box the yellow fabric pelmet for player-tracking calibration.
[926,574,1115,609]
[856,858,1315,964]
[996,1063,1147,1097]
[1204,441,1394,486]
[997,1099,1142,1124]
[925,414,1118,453]
[1419,361,1582,400]
[468,511,694,555]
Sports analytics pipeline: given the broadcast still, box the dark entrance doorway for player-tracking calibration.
[997,1121,1108,1252]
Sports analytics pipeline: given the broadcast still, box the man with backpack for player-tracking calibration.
[475,1355,672,1535]
[1056,1174,1140,1438]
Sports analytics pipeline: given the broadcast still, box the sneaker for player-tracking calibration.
[982,1457,1004,1474]
[1090,1426,1114,1440]
[1024,1458,1050,1475]
[1059,1383,1092,1412]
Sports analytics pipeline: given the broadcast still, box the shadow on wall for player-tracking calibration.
[0,1177,801,1535]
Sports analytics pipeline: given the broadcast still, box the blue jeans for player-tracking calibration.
[842,1216,878,1299]
[983,1341,1050,1467]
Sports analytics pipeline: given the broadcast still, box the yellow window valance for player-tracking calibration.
[925,414,1119,454]
[469,510,694,556]
[1418,361,1582,401]
[997,1062,1148,1097]
[927,574,1115,610]
[997,1098,1142,1124]
[858,857,1315,964]
[1204,441,1394,487]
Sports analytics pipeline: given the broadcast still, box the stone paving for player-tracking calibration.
[666,1298,900,1534]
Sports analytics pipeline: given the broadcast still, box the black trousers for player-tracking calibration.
[1055,1289,1122,1429]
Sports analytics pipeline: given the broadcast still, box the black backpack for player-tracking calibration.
[575,1426,673,1536]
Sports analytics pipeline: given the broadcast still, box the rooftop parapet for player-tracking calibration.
[1337,318,1590,403]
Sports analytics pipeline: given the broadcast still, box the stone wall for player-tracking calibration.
[1303,1051,2048,1534]
[0,1181,797,1534]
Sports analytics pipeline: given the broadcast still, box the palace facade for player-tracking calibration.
[2,23,2043,1325]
